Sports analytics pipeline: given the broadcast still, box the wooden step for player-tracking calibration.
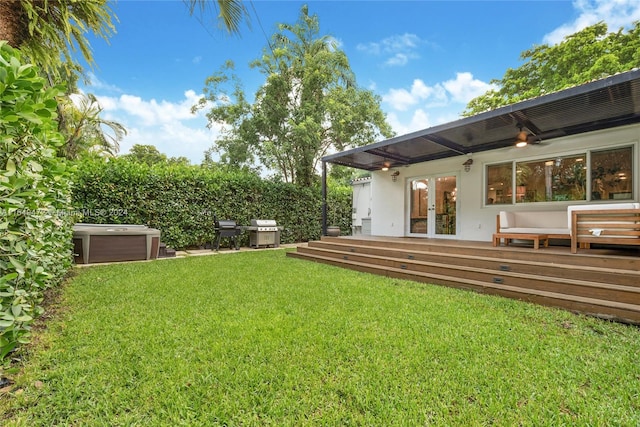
[287,250,640,324]
[295,245,640,305]
[288,237,640,324]
[307,240,640,287]
[319,236,640,270]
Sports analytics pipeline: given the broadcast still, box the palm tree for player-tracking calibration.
[0,0,248,79]
[184,0,249,35]
[0,0,116,79]
[1,0,247,160]
[60,93,126,160]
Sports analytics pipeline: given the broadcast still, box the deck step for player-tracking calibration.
[294,246,640,304]
[287,238,640,325]
[306,241,640,287]
[318,236,640,270]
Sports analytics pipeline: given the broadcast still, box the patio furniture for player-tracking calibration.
[568,203,640,253]
[496,211,570,240]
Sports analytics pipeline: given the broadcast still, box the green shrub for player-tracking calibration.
[71,159,352,249]
[0,42,73,360]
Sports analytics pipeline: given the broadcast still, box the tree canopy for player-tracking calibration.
[0,0,117,80]
[121,144,191,166]
[194,5,394,186]
[464,22,640,116]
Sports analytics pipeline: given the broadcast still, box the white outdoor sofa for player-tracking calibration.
[496,210,570,238]
[495,203,640,253]
[494,211,570,249]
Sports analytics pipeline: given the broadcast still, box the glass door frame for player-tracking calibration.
[406,172,459,238]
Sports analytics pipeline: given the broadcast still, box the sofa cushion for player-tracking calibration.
[514,211,566,228]
[499,211,515,228]
[499,211,567,229]
[498,210,569,236]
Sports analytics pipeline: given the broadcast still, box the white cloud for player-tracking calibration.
[382,74,482,112]
[383,79,437,111]
[382,72,496,136]
[357,33,432,66]
[85,72,122,93]
[89,90,221,163]
[442,72,497,104]
[386,109,432,135]
[544,0,640,44]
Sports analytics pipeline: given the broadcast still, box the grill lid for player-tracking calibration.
[251,219,277,227]
[216,219,238,229]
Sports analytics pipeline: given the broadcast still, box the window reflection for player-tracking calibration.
[485,145,633,205]
[516,155,586,203]
[486,163,512,205]
[591,147,633,200]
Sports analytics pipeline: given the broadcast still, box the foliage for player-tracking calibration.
[3,252,640,425]
[58,93,126,160]
[120,144,168,166]
[0,42,73,362]
[71,158,352,249]
[120,144,192,166]
[0,0,116,80]
[184,0,249,35]
[194,5,393,186]
[464,22,640,115]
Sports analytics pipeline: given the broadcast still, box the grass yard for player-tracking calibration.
[1,250,639,426]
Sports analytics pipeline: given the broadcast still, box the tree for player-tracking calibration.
[0,0,116,79]
[121,144,168,166]
[464,22,640,116]
[184,0,249,35]
[59,93,126,160]
[194,5,393,186]
[0,0,247,80]
[120,144,191,166]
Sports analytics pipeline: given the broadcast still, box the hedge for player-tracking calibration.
[72,159,352,249]
[0,42,74,361]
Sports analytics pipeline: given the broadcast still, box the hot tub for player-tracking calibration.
[73,223,161,264]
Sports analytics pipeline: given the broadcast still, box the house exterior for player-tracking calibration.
[325,69,640,242]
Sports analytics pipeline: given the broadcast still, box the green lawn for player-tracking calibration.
[2,250,639,426]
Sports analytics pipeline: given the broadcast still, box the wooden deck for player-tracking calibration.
[287,235,640,325]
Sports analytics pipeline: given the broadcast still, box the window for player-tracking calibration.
[486,163,512,205]
[591,146,633,200]
[485,145,634,205]
[516,155,586,203]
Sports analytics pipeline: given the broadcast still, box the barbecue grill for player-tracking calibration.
[213,217,242,251]
[244,219,281,248]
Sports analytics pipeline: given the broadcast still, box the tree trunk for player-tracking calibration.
[0,0,28,48]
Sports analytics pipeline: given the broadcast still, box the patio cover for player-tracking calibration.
[323,68,640,171]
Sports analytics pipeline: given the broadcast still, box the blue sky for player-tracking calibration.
[79,0,640,163]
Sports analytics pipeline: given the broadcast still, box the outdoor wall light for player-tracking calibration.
[391,170,400,182]
[462,158,473,172]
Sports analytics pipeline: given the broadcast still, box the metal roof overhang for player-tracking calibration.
[323,69,640,171]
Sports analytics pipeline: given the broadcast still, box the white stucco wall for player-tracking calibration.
[370,171,405,236]
[369,123,640,242]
